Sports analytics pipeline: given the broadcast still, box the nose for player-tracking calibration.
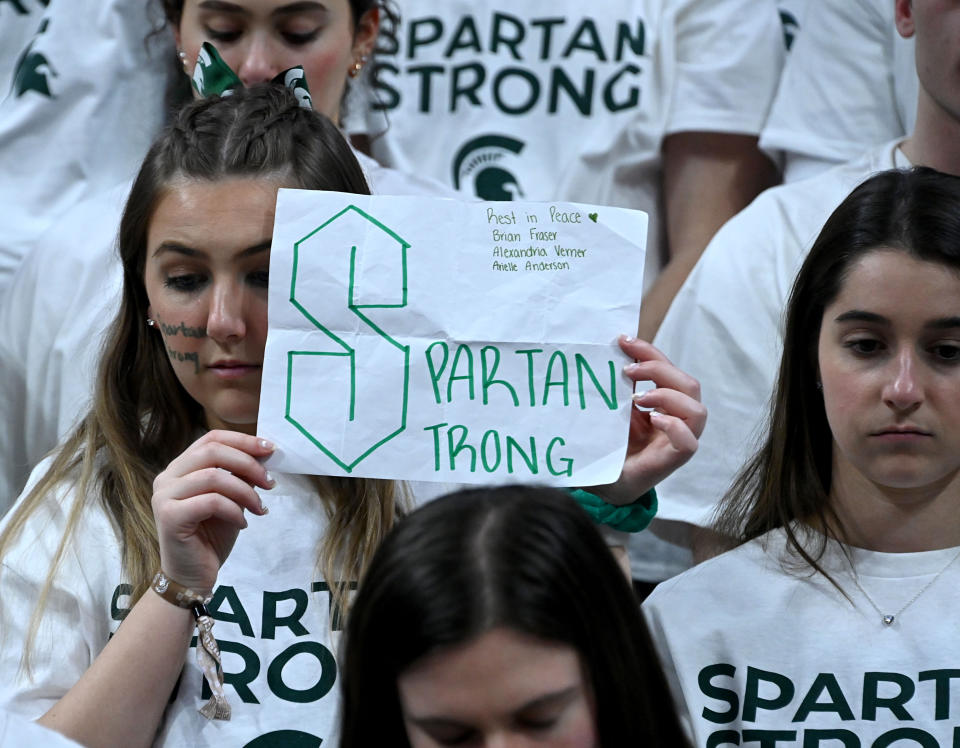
[206,282,246,344]
[235,34,279,87]
[882,347,922,414]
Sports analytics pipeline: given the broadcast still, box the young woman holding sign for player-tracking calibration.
[0,86,703,747]
[644,167,960,744]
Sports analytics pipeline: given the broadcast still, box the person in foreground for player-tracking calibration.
[340,484,691,747]
[644,167,960,744]
[0,86,704,747]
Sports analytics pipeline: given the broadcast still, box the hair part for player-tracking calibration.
[339,485,689,746]
[0,85,404,669]
[714,167,960,585]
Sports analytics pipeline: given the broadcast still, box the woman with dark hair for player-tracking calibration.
[0,85,704,746]
[340,485,690,747]
[644,167,960,744]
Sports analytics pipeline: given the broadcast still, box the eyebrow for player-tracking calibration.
[151,239,271,259]
[197,1,327,15]
[407,685,580,729]
[833,310,960,329]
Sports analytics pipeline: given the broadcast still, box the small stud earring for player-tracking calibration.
[177,49,188,70]
[147,318,156,327]
[349,57,365,78]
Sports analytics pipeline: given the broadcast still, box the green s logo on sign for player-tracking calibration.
[285,205,410,471]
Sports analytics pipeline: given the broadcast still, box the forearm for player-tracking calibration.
[38,590,194,748]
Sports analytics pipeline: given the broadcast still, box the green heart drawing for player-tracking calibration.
[588,212,598,223]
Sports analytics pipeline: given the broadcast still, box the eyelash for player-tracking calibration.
[164,273,207,293]
[843,338,883,356]
[203,26,321,46]
[162,271,268,292]
[842,338,960,364]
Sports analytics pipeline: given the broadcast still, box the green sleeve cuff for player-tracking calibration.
[567,487,658,533]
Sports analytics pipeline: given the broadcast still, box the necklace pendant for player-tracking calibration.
[882,614,895,626]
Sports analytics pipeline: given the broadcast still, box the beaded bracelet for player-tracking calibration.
[151,572,231,721]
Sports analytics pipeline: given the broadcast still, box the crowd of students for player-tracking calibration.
[1,0,958,745]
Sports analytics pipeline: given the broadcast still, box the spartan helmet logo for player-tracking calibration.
[12,19,56,98]
[243,730,322,747]
[452,135,526,201]
[779,10,799,51]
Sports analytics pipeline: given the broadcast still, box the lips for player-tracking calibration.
[207,360,262,378]
[869,426,933,439]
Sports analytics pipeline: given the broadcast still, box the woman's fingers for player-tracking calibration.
[156,431,275,491]
[633,388,707,438]
[154,492,250,535]
[158,467,267,517]
[619,335,702,401]
[647,411,699,459]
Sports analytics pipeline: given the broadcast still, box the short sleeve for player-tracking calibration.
[666,0,785,136]
[760,0,903,174]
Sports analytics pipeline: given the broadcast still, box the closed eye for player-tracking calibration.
[247,269,269,289]
[843,338,884,356]
[164,273,208,292]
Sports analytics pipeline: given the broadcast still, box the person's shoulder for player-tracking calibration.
[6,181,129,298]
[700,141,901,262]
[1,450,115,566]
[353,150,462,199]
[644,532,778,609]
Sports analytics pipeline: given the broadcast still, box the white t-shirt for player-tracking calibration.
[0,460,390,745]
[0,152,455,515]
[356,0,785,291]
[0,0,47,94]
[0,708,82,747]
[644,527,960,744]
[759,0,917,183]
[0,0,171,300]
[651,141,910,532]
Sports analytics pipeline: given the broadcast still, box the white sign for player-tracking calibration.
[258,191,647,486]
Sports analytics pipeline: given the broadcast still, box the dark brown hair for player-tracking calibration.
[340,485,690,747]
[715,167,960,578]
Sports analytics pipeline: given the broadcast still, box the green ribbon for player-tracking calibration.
[190,41,313,109]
[567,488,658,533]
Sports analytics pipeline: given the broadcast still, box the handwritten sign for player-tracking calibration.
[257,192,647,486]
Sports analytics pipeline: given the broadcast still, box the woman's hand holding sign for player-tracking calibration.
[590,336,706,506]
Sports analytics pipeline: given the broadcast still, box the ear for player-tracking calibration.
[895,0,915,39]
[353,7,380,60]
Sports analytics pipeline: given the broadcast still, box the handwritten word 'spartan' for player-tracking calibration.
[258,192,647,486]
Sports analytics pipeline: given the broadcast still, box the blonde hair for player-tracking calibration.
[0,86,407,670]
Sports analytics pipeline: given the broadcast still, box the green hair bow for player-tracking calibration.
[190,41,313,109]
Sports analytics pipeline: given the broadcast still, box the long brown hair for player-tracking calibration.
[0,85,407,668]
[714,167,960,581]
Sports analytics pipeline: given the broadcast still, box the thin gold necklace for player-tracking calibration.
[849,546,960,626]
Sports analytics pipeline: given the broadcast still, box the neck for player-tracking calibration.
[829,462,960,553]
[900,90,960,175]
